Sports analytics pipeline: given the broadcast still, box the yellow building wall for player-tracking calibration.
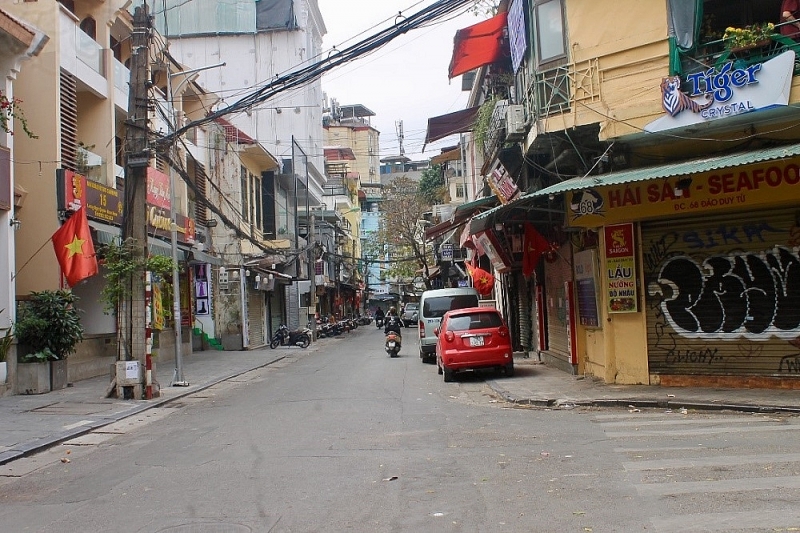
[7,1,63,295]
[576,228,649,385]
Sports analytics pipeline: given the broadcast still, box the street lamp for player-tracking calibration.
[166,61,225,387]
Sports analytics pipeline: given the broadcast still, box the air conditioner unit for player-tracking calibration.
[505,104,526,141]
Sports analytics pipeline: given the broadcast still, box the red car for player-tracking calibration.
[435,307,514,382]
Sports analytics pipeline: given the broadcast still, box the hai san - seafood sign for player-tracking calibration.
[645,50,794,132]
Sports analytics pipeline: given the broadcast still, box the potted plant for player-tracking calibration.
[15,290,84,392]
[723,22,775,52]
[0,313,12,384]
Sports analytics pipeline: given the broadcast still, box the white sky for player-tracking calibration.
[317,0,482,162]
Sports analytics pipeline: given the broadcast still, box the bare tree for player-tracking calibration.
[380,176,435,290]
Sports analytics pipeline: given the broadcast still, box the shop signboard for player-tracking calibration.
[645,51,794,133]
[57,169,196,244]
[573,249,600,327]
[567,158,800,228]
[604,223,638,313]
[473,230,512,273]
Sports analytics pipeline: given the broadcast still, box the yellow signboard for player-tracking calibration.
[566,159,800,227]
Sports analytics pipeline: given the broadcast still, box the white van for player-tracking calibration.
[418,287,480,363]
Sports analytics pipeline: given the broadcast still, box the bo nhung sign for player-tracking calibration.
[566,158,800,228]
[604,223,638,313]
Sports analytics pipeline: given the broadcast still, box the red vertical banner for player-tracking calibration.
[604,223,639,313]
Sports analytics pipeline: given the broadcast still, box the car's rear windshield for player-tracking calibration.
[446,311,503,332]
[422,295,479,319]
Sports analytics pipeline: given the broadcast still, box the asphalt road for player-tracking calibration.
[1,326,799,532]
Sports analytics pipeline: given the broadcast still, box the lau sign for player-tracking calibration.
[645,51,795,132]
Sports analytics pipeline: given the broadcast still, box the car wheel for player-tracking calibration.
[437,362,443,375]
[504,363,514,377]
[443,367,455,383]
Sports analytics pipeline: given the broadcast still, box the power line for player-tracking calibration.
[163,0,477,142]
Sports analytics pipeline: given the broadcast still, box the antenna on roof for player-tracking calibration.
[395,120,405,156]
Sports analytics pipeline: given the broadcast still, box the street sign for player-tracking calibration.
[441,243,453,261]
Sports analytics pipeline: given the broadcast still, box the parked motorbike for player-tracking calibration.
[270,324,312,349]
[385,331,401,357]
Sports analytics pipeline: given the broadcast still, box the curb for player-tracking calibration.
[486,381,800,414]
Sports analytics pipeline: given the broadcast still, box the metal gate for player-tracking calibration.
[246,286,265,348]
[642,207,800,377]
[543,242,573,360]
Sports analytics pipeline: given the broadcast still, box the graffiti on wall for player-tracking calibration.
[645,214,800,374]
[648,245,800,340]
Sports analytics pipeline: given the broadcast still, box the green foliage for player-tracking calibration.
[418,165,446,205]
[98,239,176,314]
[15,290,84,361]
[20,348,56,363]
[0,310,12,363]
[474,96,499,154]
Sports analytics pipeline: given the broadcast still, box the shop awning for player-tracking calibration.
[423,106,480,148]
[89,220,187,261]
[448,12,508,78]
[424,196,500,241]
[431,147,461,165]
[534,142,800,197]
[469,197,562,236]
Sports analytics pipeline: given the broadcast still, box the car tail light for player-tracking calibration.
[419,322,425,338]
[444,331,455,343]
[498,326,509,337]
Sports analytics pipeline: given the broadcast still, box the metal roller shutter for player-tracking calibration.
[247,287,264,347]
[544,242,573,360]
[642,207,800,377]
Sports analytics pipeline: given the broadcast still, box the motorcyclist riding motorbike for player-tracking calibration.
[384,307,403,357]
[384,307,403,336]
[374,307,385,328]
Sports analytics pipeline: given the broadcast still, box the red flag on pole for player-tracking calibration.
[522,222,549,278]
[51,206,98,287]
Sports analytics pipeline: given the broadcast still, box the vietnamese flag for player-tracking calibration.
[522,222,549,278]
[51,206,98,286]
[466,261,495,296]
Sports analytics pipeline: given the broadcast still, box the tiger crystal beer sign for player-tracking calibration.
[645,51,794,133]
[604,223,638,313]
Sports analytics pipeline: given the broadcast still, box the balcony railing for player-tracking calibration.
[112,57,130,93]
[77,28,104,76]
[675,34,800,79]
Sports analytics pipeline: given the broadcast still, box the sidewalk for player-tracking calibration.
[2,343,800,467]
[487,357,800,414]
[0,347,295,465]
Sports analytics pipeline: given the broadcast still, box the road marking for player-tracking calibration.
[623,452,800,471]
[63,420,94,430]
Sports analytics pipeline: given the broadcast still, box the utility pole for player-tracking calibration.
[120,5,153,400]
[309,211,317,339]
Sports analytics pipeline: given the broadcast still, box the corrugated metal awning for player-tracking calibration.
[534,142,800,197]
[424,196,500,241]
